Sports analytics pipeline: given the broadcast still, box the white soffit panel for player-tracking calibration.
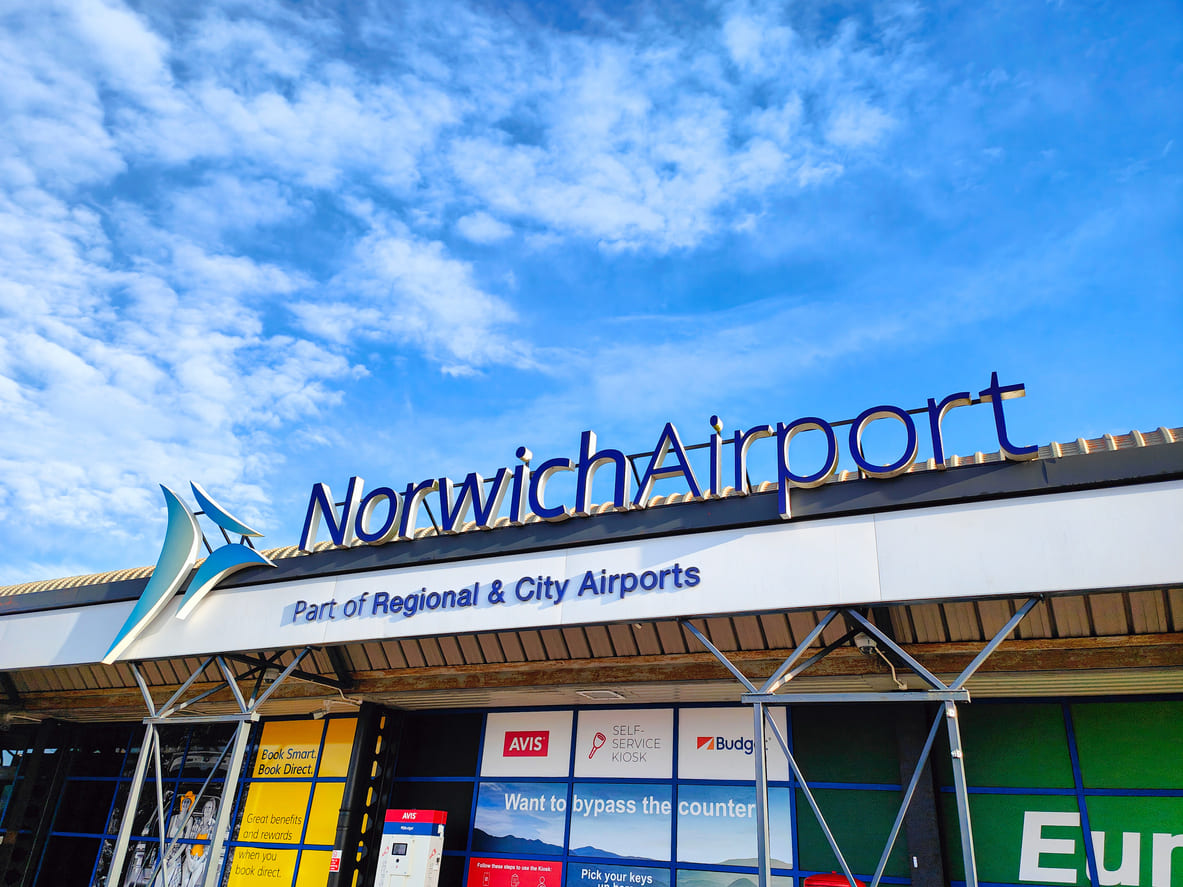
[0,602,132,671]
[873,480,1183,603]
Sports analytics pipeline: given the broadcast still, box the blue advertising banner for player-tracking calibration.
[473,782,569,855]
[568,863,672,887]
[676,871,795,887]
[675,785,793,867]
[568,783,673,860]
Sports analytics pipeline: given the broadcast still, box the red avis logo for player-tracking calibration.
[503,731,550,756]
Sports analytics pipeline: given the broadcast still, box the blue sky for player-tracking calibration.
[0,0,1179,582]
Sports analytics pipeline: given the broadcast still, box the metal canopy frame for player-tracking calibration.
[680,597,1042,887]
[106,648,314,887]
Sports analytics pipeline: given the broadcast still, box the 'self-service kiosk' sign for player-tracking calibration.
[375,810,446,887]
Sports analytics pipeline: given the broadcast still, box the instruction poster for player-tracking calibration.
[467,857,562,887]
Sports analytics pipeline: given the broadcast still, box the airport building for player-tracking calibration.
[1,378,1180,887]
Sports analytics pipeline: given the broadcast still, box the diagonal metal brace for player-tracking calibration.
[952,596,1043,689]
[225,651,351,692]
[762,709,862,887]
[762,626,861,693]
[869,707,945,887]
[680,619,759,692]
[760,610,841,693]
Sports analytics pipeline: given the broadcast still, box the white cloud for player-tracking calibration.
[721,9,796,77]
[428,1,913,252]
[0,170,353,562]
[293,224,535,374]
[456,211,514,243]
[167,175,306,241]
[187,13,318,83]
[827,99,897,148]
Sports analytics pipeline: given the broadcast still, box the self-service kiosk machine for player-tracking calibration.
[375,809,446,887]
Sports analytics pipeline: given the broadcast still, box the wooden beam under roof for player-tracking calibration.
[7,632,1181,721]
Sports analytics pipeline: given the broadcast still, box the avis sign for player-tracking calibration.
[481,713,574,777]
[503,731,549,757]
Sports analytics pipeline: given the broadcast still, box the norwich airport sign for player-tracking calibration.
[298,371,1038,551]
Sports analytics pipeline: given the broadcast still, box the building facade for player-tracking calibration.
[1,407,1181,887]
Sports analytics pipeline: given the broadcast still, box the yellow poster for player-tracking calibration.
[226,717,357,887]
[253,720,324,778]
[294,850,333,887]
[226,847,299,886]
[237,781,311,844]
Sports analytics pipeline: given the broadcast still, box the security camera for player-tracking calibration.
[854,633,878,656]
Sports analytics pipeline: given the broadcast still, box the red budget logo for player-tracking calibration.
[503,730,549,756]
[697,737,714,750]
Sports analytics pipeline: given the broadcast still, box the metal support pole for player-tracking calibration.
[944,701,979,887]
[108,724,157,887]
[689,597,1040,887]
[216,657,249,714]
[108,646,321,887]
[152,726,170,887]
[202,718,253,887]
[131,663,158,716]
[744,690,969,705]
[752,702,771,887]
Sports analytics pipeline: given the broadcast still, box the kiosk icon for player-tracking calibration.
[588,732,607,758]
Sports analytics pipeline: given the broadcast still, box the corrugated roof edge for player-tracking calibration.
[1,426,1180,609]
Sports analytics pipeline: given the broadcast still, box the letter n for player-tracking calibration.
[299,477,364,550]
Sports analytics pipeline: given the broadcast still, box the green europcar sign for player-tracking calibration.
[938,701,1183,887]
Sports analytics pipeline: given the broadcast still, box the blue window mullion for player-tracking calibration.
[1063,703,1100,887]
